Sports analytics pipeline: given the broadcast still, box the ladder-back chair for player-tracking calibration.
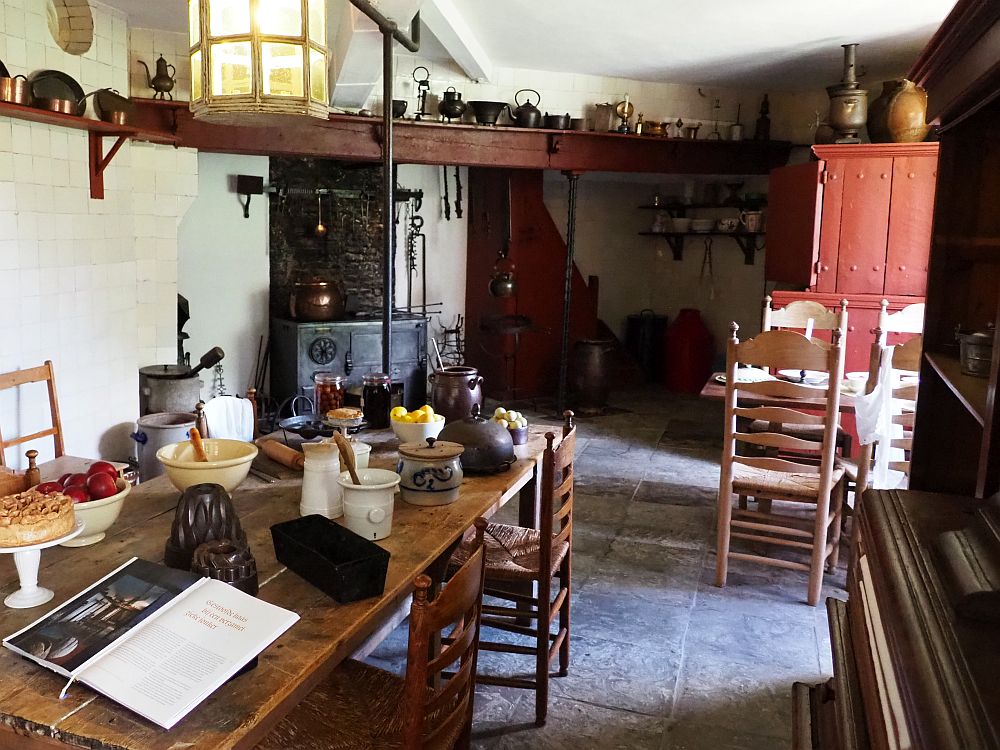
[258,520,488,750]
[0,361,66,468]
[716,324,847,606]
[449,411,576,726]
[876,300,925,343]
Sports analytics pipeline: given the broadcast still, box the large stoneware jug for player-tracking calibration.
[867,79,930,143]
[430,366,484,423]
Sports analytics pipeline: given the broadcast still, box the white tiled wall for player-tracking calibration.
[0,0,198,468]
[129,27,192,102]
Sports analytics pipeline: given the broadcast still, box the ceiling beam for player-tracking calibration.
[420,0,493,83]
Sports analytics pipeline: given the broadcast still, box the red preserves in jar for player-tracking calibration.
[314,372,345,414]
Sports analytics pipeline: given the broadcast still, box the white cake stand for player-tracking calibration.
[0,521,84,609]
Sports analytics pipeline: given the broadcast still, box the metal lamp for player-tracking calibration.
[189,0,329,121]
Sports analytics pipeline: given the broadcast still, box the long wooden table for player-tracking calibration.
[0,427,551,749]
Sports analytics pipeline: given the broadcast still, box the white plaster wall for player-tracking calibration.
[394,164,467,353]
[177,153,270,398]
[0,1,198,468]
[543,172,769,353]
[129,27,192,102]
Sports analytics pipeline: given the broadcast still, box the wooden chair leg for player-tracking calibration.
[535,581,551,726]
[557,554,571,677]
[715,491,733,588]
[807,486,833,606]
[827,480,846,571]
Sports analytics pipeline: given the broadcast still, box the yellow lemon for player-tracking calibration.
[417,411,434,423]
[390,406,407,420]
[419,404,434,415]
[400,413,415,423]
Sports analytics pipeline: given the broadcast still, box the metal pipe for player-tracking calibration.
[346,0,421,375]
[348,0,421,52]
[557,172,580,413]
[381,29,394,374]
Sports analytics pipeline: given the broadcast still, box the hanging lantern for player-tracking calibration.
[189,0,329,121]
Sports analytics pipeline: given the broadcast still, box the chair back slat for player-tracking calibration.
[401,519,487,750]
[734,406,826,425]
[877,300,925,336]
[737,379,828,401]
[736,330,833,372]
[762,297,847,334]
[735,431,825,453]
[0,361,65,467]
[733,455,822,475]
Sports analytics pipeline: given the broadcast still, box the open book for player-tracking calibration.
[3,558,298,729]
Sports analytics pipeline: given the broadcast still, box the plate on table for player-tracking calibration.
[777,369,828,385]
[715,368,775,384]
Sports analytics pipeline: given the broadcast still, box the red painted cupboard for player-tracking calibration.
[766,142,938,374]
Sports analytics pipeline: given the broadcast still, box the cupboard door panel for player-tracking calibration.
[815,158,848,293]
[764,161,824,286]
[836,157,893,294]
[885,155,937,296]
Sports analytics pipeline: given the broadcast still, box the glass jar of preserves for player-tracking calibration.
[362,372,391,429]
[313,372,345,415]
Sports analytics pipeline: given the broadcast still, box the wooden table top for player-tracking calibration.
[0,426,551,749]
[699,372,859,413]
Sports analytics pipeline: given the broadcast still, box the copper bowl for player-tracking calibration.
[0,76,31,106]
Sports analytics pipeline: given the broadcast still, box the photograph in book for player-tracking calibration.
[6,559,197,674]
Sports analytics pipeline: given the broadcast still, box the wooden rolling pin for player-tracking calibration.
[256,439,305,471]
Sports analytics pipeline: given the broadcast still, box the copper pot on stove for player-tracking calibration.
[289,281,346,322]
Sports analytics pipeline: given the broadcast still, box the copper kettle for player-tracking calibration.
[138,54,176,100]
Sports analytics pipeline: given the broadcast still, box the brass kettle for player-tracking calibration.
[138,54,176,100]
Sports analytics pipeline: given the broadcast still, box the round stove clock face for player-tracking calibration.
[308,337,337,365]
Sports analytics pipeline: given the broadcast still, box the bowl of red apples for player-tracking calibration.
[34,461,130,547]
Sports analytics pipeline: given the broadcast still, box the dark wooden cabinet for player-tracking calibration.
[908,0,1000,499]
[766,144,938,297]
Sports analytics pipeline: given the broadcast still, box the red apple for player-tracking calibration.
[65,473,88,488]
[36,481,64,495]
[86,473,118,500]
[58,473,73,487]
[86,461,118,480]
[63,486,90,503]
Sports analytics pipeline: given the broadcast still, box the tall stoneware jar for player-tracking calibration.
[867,79,930,143]
[430,366,484,422]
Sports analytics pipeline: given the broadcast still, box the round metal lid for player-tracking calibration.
[398,437,464,461]
[139,364,195,379]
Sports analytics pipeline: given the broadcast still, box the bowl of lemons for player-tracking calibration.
[492,407,529,445]
[390,404,446,443]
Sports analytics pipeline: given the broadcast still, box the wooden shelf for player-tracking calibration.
[0,99,179,199]
[925,351,990,426]
[638,230,765,264]
[129,98,792,174]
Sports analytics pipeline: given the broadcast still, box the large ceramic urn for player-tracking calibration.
[867,79,930,143]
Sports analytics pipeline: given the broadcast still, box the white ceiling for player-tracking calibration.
[106,0,957,90]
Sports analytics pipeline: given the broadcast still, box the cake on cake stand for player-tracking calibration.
[0,521,84,608]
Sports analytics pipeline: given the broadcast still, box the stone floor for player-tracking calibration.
[366,388,847,749]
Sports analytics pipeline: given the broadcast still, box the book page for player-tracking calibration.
[78,579,298,729]
[3,558,198,677]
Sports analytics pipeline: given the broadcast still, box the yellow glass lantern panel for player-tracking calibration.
[310,48,326,102]
[308,0,325,44]
[261,43,304,97]
[209,0,250,37]
[189,0,200,47]
[191,50,203,100]
[211,41,253,96]
[256,0,301,37]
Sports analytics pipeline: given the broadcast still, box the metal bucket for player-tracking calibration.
[131,412,196,482]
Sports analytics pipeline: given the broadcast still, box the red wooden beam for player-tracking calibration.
[130,99,791,174]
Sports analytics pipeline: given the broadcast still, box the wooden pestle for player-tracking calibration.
[332,432,361,485]
[189,427,209,462]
